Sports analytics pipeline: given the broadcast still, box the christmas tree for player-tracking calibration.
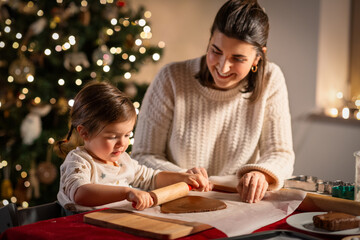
[0,0,163,208]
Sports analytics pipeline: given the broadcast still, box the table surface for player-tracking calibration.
[0,209,346,240]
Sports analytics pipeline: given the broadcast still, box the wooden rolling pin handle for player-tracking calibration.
[150,182,191,206]
[131,182,192,209]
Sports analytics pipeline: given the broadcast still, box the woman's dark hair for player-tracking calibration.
[197,0,269,102]
[54,81,136,158]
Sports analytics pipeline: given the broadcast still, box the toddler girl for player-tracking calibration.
[55,81,210,212]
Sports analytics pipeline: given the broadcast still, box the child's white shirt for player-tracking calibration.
[57,146,160,212]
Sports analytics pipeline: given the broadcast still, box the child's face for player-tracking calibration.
[83,119,135,164]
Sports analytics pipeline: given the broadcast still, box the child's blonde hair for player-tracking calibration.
[54,81,136,159]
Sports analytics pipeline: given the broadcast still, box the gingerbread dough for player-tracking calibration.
[160,196,227,214]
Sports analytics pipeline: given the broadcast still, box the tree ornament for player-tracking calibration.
[103,4,119,21]
[56,97,69,115]
[20,104,52,145]
[29,17,47,35]
[14,178,29,203]
[124,83,138,98]
[36,161,57,184]
[125,34,135,49]
[37,148,57,185]
[116,1,126,7]
[79,9,91,26]
[0,3,10,21]
[92,45,114,66]
[8,56,35,84]
[1,179,13,199]
[1,165,13,199]
[64,52,90,72]
[27,160,40,199]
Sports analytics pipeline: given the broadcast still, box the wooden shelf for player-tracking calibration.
[308,112,360,127]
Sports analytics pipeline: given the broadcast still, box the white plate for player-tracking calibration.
[286,212,360,236]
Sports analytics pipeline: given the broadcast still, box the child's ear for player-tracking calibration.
[77,125,89,140]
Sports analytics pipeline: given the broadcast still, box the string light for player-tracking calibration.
[138,19,146,27]
[123,20,130,27]
[144,11,152,18]
[129,55,136,62]
[81,0,88,7]
[21,171,27,178]
[158,41,166,48]
[103,65,110,72]
[37,10,44,16]
[124,72,131,79]
[44,49,51,55]
[12,42,19,49]
[152,53,160,61]
[135,39,142,46]
[139,47,146,54]
[48,138,55,144]
[50,98,56,104]
[75,79,82,85]
[27,74,34,82]
[68,99,74,107]
[52,33,59,40]
[106,28,114,36]
[34,97,41,104]
[68,36,76,45]
[58,79,65,85]
[110,18,117,25]
[22,202,29,208]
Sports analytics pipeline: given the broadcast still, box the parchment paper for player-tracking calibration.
[108,188,306,237]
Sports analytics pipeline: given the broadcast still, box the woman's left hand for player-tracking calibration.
[236,171,269,203]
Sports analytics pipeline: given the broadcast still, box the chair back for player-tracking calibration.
[17,201,65,226]
[0,203,18,234]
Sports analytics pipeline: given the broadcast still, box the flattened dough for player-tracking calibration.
[161,196,227,214]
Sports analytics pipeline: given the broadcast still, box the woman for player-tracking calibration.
[132,0,294,203]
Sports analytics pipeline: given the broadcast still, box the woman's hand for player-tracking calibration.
[184,168,212,192]
[126,188,154,210]
[236,171,269,203]
[186,167,208,179]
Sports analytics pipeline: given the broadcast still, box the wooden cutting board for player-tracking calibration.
[83,209,212,239]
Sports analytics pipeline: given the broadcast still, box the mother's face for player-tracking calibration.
[206,30,261,90]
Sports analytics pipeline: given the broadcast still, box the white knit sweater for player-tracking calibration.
[132,57,294,190]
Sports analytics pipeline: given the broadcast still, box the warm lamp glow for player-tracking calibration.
[342,107,350,119]
[325,108,338,118]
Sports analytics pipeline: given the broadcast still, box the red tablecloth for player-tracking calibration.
[0,210,343,240]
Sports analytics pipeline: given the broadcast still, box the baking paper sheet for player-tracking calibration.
[107,187,306,237]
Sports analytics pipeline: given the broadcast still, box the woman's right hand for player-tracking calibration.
[185,167,212,192]
[126,188,154,210]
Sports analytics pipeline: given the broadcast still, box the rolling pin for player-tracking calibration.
[150,182,192,206]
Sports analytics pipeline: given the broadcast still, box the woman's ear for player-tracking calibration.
[76,125,89,141]
[253,47,267,66]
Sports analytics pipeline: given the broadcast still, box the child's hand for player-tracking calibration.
[183,172,212,192]
[126,188,154,210]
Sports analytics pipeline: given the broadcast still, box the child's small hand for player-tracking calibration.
[183,172,212,192]
[126,188,154,210]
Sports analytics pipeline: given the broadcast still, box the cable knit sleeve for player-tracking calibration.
[237,63,295,190]
[132,63,185,172]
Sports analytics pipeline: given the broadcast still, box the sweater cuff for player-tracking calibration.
[236,165,282,191]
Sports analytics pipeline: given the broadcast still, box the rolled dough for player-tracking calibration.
[161,196,227,214]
